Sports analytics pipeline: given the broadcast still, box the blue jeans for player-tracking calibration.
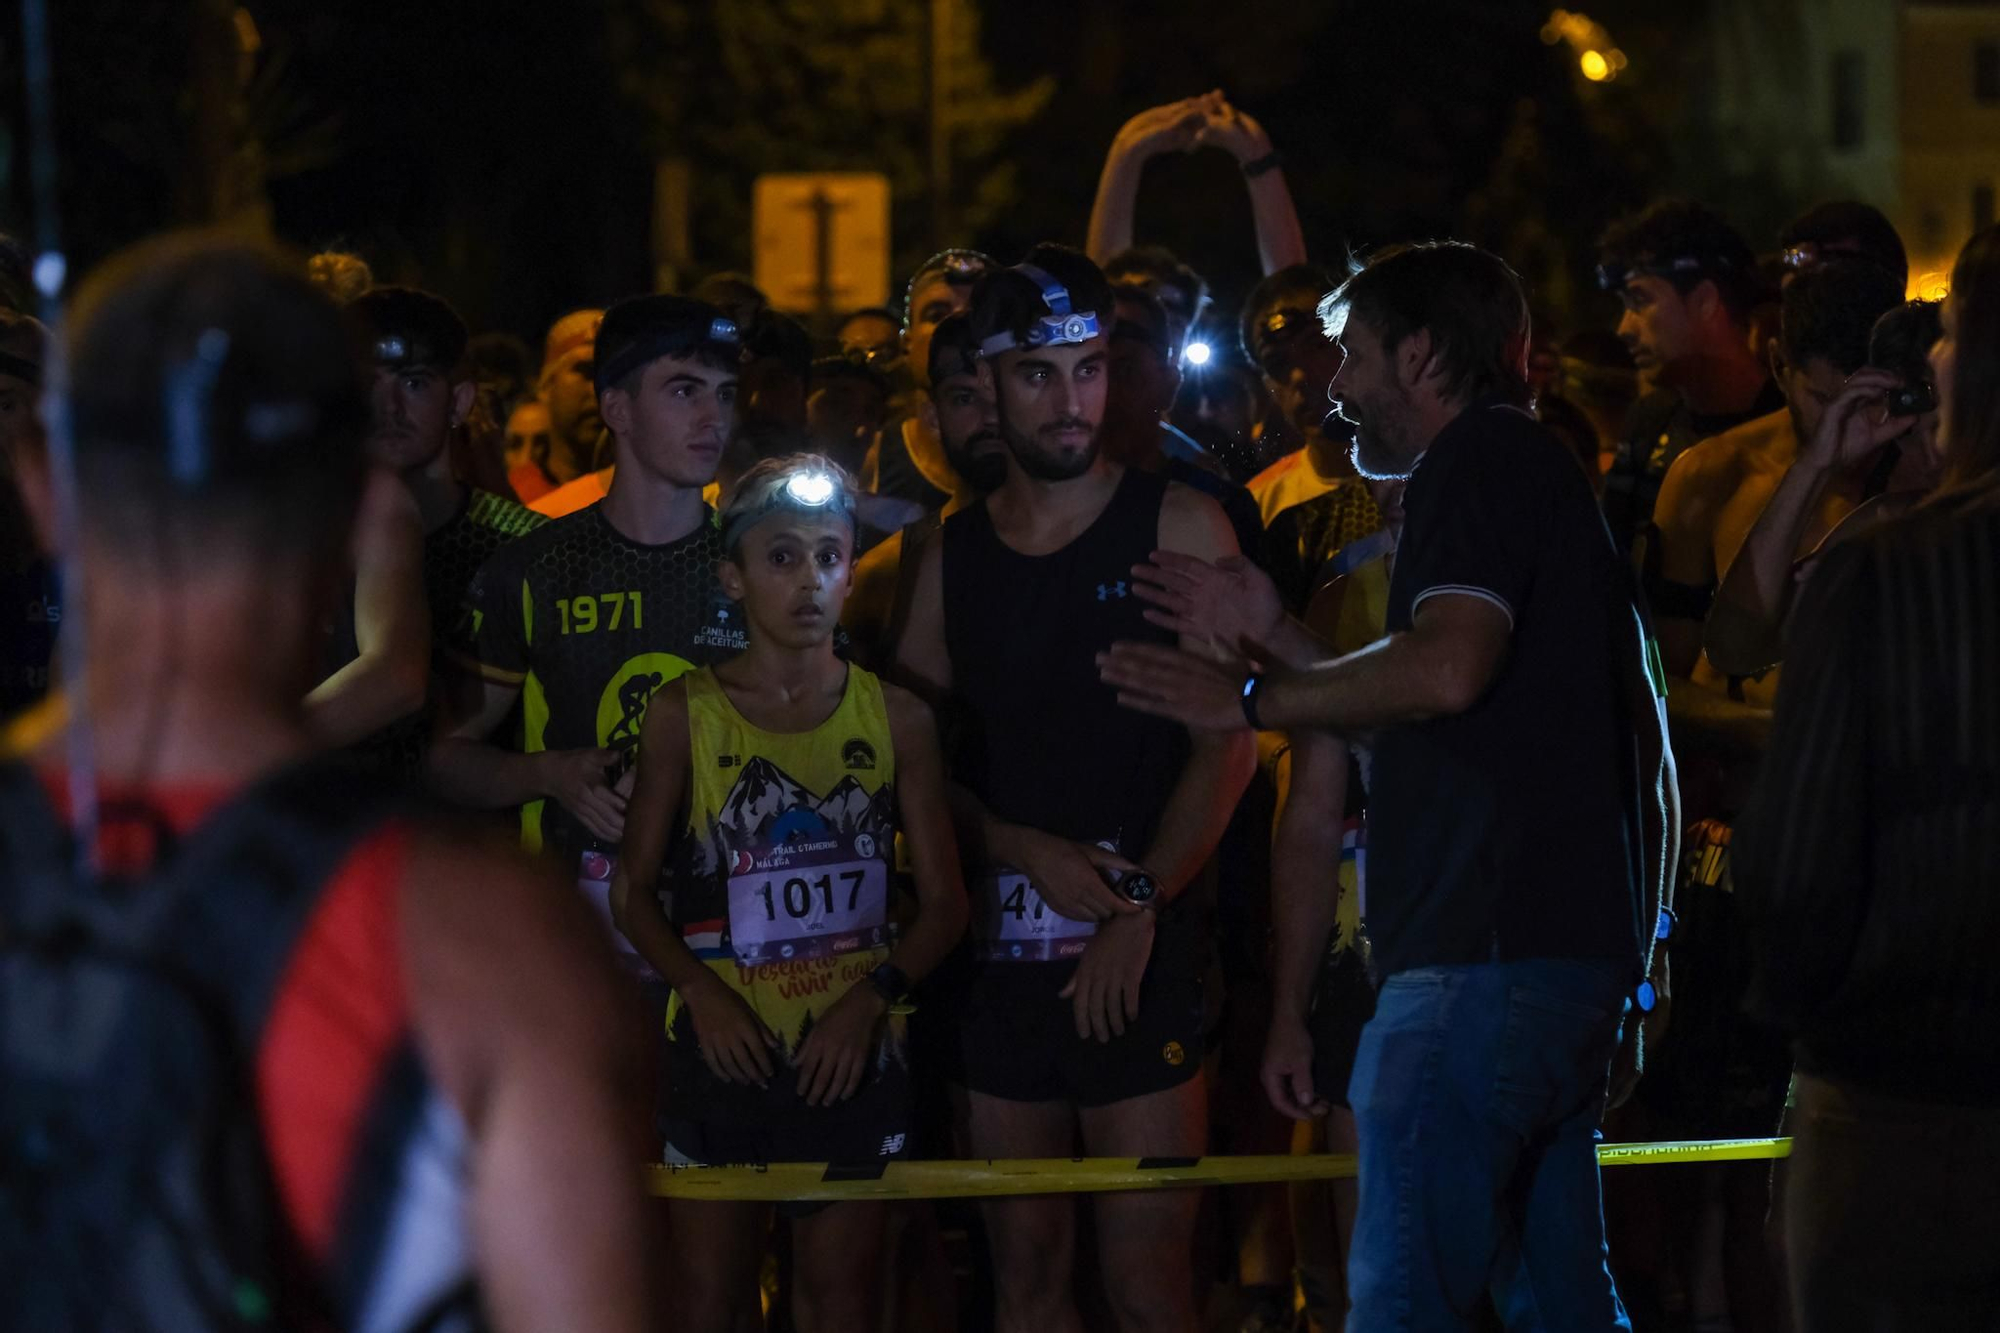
[1346,958,1632,1331]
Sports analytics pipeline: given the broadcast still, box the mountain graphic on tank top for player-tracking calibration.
[698,756,896,893]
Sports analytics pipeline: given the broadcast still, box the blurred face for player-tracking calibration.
[720,512,854,651]
[0,368,41,464]
[928,363,1006,491]
[1615,276,1699,382]
[600,354,738,489]
[504,400,553,472]
[991,337,1108,482]
[1106,330,1180,435]
[1932,294,1960,466]
[1774,350,1846,446]
[838,313,901,366]
[807,377,888,467]
[542,345,601,460]
[1194,373,1255,441]
[1329,314,1423,480]
[1256,313,1347,440]
[905,275,975,392]
[366,363,462,472]
[740,358,806,437]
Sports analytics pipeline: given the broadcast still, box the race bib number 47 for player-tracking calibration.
[727,834,890,966]
[977,871,1097,962]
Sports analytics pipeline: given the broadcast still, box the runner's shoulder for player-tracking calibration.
[1159,476,1238,557]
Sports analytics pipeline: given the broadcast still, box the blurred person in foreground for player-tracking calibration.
[1735,221,2000,1331]
[0,233,656,1331]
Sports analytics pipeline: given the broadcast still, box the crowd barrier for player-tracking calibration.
[647,1137,1793,1203]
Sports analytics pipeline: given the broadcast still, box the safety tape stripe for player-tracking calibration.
[645,1138,1793,1202]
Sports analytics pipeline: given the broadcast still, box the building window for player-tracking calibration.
[1977,41,2000,104]
[1832,51,1865,150]
[1976,183,1996,233]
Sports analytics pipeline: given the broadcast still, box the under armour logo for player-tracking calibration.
[880,1133,907,1155]
[1096,582,1128,601]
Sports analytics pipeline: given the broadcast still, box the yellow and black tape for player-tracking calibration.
[647,1137,1793,1203]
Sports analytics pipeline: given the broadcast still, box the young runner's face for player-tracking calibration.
[722,512,854,651]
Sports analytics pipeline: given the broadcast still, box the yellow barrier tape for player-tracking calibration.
[646,1138,1793,1202]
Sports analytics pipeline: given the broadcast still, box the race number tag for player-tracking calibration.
[977,871,1098,962]
[726,832,891,966]
[577,848,660,981]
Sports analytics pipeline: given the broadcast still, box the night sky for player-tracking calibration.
[2,0,1713,347]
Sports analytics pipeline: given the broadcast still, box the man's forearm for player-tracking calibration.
[1245,171,1308,274]
[1141,730,1256,901]
[1663,677,1772,764]
[431,737,548,811]
[1261,633,1454,734]
[1086,152,1145,263]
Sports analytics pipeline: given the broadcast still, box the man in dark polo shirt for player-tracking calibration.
[1100,241,1676,1331]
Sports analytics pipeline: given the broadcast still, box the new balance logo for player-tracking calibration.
[880,1133,907,1156]
[1096,582,1128,601]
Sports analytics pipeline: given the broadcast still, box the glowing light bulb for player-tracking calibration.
[785,472,836,505]
[1184,341,1212,367]
[1580,49,1611,81]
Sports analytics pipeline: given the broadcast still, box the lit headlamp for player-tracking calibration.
[719,464,858,551]
[595,316,741,392]
[1595,253,1736,293]
[978,263,1103,358]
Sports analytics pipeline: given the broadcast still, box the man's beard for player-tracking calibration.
[945,431,1008,494]
[1343,389,1420,481]
[1001,413,1100,482]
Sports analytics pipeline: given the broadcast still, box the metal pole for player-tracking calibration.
[21,0,98,875]
[929,0,951,248]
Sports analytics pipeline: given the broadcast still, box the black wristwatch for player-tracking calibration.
[1115,870,1160,909]
[1241,148,1285,178]
[866,962,909,1006]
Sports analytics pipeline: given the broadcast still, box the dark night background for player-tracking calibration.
[0,0,1826,347]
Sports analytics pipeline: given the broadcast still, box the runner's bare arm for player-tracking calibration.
[305,470,430,747]
[887,515,952,704]
[880,683,970,986]
[1139,483,1256,899]
[1264,730,1347,1118]
[401,828,658,1333]
[429,667,626,835]
[842,529,906,672]
[608,681,707,992]
[1648,441,1728,678]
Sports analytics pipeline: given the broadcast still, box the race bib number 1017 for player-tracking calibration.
[726,833,891,966]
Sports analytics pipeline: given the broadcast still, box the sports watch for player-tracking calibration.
[866,963,909,1006]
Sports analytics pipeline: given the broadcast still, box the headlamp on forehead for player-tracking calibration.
[786,470,837,506]
[978,263,1102,358]
[1252,307,1317,363]
[719,460,859,552]
[1595,254,1737,294]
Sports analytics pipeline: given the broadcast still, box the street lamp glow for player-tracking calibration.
[1580,49,1610,81]
[1184,340,1212,367]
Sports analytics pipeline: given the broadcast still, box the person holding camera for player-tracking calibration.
[1703,297,1946,678]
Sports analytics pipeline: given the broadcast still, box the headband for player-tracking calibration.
[977,263,1102,358]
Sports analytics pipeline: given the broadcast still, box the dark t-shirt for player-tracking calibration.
[453,504,747,866]
[1368,402,1645,977]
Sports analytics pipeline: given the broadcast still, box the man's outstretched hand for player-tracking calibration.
[1098,642,1254,733]
[1130,549,1285,660]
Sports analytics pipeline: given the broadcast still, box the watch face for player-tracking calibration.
[1121,873,1158,906]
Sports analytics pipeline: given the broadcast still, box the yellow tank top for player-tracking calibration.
[668,664,899,1057]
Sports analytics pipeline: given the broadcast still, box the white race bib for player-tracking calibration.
[976,870,1097,962]
[726,832,891,966]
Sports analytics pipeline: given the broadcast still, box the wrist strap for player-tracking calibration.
[1241,675,1265,729]
[1241,149,1284,179]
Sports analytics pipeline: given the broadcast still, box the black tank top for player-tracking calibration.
[943,467,1189,861]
